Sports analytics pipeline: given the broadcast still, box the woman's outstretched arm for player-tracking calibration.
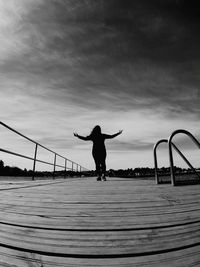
[104,130,123,139]
[74,132,91,141]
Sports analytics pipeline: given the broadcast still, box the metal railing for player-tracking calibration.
[154,129,200,186]
[0,121,89,180]
[168,129,200,186]
[153,139,168,184]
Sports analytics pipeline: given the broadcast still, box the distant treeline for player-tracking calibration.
[107,167,199,178]
[0,159,198,178]
[0,160,89,177]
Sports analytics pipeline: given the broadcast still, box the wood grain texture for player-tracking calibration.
[0,177,199,266]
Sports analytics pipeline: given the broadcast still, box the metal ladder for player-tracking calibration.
[154,129,200,186]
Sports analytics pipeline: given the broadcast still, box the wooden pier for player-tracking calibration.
[0,177,200,266]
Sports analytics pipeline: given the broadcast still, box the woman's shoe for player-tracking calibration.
[97,176,101,181]
[102,175,106,181]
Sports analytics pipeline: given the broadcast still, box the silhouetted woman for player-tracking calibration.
[74,126,123,181]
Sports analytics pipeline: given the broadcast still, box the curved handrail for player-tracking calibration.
[153,139,168,184]
[168,129,200,186]
[0,121,89,180]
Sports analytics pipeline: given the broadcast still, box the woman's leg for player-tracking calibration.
[95,161,101,177]
[101,161,106,176]
[101,156,106,180]
[93,150,106,180]
[93,156,101,179]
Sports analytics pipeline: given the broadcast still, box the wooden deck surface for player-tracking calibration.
[0,177,200,266]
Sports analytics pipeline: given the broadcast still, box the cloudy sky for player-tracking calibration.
[0,0,200,171]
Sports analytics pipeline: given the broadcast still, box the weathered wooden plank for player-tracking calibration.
[0,245,200,267]
[0,211,200,230]
[0,201,199,214]
[0,222,199,255]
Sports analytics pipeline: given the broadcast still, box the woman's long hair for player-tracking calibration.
[90,125,101,138]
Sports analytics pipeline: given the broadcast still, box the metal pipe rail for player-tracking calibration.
[0,121,89,180]
[153,139,168,184]
[168,129,200,186]
[154,129,200,186]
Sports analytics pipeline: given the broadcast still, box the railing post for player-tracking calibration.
[168,140,176,186]
[153,139,168,185]
[53,153,56,179]
[64,159,67,178]
[79,165,82,177]
[154,149,159,184]
[32,144,38,181]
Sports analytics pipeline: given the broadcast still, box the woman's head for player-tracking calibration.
[91,125,101,136]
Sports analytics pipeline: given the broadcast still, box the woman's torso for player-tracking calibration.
[91,134,106,155]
